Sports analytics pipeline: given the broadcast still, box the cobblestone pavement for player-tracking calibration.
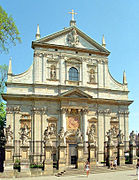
[0,170,138,180]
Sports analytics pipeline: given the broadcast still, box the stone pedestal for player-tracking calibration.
[118,144,125,166]
[77,143,84,169]
[88,143,96,166]
[129,144,137,165]
[44,143,53,175]
[4,144,14,172]
[58,143,66,171]
[20,144,30,172]
[107,144,115,167]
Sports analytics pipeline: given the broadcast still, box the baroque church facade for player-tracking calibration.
[3,16,133,168]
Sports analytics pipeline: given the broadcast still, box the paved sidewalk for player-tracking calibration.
[0,169,138,180]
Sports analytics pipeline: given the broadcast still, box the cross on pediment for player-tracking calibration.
[68,9,77,21]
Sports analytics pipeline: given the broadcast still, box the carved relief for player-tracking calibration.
[67,116,80,130]
[20,114,31,132]
[67,29,79,47]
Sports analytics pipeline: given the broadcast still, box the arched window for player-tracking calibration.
[69,67,79,81]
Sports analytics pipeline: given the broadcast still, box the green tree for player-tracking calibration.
[0,64,8,127]
[0,6,21,53]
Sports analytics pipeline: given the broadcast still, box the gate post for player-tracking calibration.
[107,144,115,167]
[20,142,30,171]
[44,142,53,175]
[129,131,137,165]
[118,144,125,165]
[58,143,66,171]
[88,143,96,166]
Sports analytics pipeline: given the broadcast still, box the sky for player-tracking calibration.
[0,0,139,133]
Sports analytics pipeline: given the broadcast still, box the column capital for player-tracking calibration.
[82,109,89,114]
[96,109,111,115]
[118,110,129,116]
[31,107,47,114]
[61,108,67,114]
[6,106,21,114]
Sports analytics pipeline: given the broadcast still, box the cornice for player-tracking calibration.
[32,42,110,57]
[5,82,130,93]
[2,93,133,106]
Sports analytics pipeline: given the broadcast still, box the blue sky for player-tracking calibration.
[0,0,139,132]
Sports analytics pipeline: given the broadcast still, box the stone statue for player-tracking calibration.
[117,130,124,145]
[5,125,13,144]
[50,65,56,80]
[129,130,136,146]
[76,129,83,144]
[90,70,96,83]
[49,124,56,136]
[58,127,66,144]
[87,125,96,145]
[19,124,30,145]
[106,129,114,146]
[44,127,51,144]
[67,29,79,47]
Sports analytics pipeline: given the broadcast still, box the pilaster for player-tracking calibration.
[97,110,104,162]
[76,143,84,169]
[61,108,67,132]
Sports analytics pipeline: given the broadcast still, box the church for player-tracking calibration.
[2,10,133,170]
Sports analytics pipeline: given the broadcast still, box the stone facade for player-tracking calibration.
[2,19,133,169]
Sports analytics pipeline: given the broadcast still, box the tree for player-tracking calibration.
[0,64,8,127]
[0,6,21,53]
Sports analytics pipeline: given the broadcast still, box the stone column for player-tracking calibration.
[61,108,66,132]
[33,52,42,83]
[13,106,21,141]
[44,142,53,175]
[118,111,125,138]
[58,143,66,171]
[118,144,125,166]
[88,143,96,166]
[97,110,104,163]
[76,143,84,169]
[82,109,88,158]
[124,111,129,151]
[129,144,137,165]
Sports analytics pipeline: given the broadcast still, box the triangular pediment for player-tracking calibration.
[60,88,92,99]
[33,26,110,54]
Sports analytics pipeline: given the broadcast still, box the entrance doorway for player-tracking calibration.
[69,144,77,166]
